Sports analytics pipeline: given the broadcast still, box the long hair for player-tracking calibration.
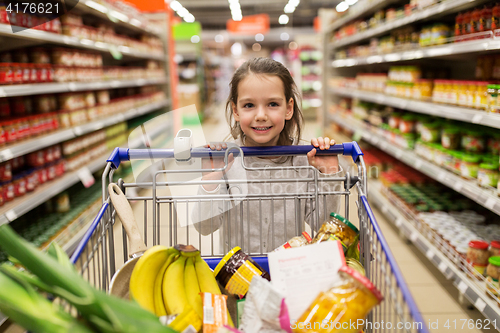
[225,57,303,146]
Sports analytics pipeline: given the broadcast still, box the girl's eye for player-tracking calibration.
[269,102,279,107]
[243,103,254,108]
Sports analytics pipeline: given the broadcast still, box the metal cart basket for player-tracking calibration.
[70,142,429,333]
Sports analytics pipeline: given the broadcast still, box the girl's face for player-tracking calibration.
[232,74,293,147]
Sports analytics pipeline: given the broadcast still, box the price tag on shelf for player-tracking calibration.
[1,149,13,161]
[78,167,95,188]
[475,298,487,312]
[108,45,123,60]
[352,130,363,142]
[458,281,468,294]
[0,88,5,98]
[472,114,483,124]
[396,150,403,159]
[438,172,446,181]
[410,232,418,242]
[415,160,423,170]
[395,218,403,227]
[453,182,463,192]
[485,197,496,210]
[426,249,434,260]
[438,261,447,273]
[5,210,17,222]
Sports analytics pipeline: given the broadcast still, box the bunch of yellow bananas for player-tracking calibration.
[128,244,233,328]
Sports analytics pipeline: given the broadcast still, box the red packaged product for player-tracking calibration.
[0,63,12,84]
[3,181,14,202]
[12,175,26,197]
[0,2,8,24]
[480,6,492,32]
[53,145,61,160]
[20,63,30,83]
[0,123,6,146]
[0,161,12,182]
[10,97,26,115]
[4,120,17,143]
[55,160,65,177]
[462,11,472,35]
[45,146,54,163]
[492,3,500,30]
[11,63,22,84]
[25,170,37,192]
[35,64,48,82]
[27,151,45,167]
[36,167,47,185]
[46,164,56,181]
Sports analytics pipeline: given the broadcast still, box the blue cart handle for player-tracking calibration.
[107,142,363,169]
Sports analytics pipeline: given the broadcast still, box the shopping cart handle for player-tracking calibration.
[107,142,363,168]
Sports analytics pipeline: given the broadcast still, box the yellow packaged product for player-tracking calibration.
[293,266,383,333]
[312,213,359,249]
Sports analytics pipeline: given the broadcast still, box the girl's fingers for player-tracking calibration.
[317,137,325,149]
[311,138,319,147]
[324,137,330,149]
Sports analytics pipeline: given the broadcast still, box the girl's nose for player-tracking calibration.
[255,106,268,120]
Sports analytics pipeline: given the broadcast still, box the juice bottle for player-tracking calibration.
[492,3,500,30]
[467,82,477,107]
[462,11,472,35]
[471,7,481,34]
[479,5,492,32]
[455,12,463,37]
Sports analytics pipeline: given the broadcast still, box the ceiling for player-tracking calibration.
[177,0,338,31]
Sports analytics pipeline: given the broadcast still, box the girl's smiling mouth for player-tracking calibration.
[252,126,273,132]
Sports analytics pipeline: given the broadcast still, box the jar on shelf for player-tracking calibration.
[294,266,383,333]
[486,256,500,298]
[399,114,416,133]
[489,84,500,113]
[490,241,500,257]
[420,121,441,143]
[460,154,481,178]
[467,81,477,107]
[476,81,489,109]
[467,240,489,279]
[462,129,485,153]
[441,126,461,150]
[478,162,499,187]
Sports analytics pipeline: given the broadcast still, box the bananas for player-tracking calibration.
[129,244,233,328]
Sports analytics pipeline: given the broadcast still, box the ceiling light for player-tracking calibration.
[215,34,224,43]
[289,0,300,6]
[280,32,290,40]
[279,14,289,24]
[230,3,240,10]
[191,35,200,43]
[169,0,182,11]
[228,0,239,3]
[176,7,189,17]
[184,14,195,22]
[86,0,108,13]
[231,42,242,56]
[345,0,358,5]
[232,15,242,21]
[255,33,264,42]
[284,4,295,13]
[336,1,349,12]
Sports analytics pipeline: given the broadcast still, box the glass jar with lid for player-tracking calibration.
[441,126,461,149]
[467,240,490,279]
[478,162,499,187]
[420,121,440,143]
[462,129,485,153]
[460,154,481,178]
[486,256,500,298]
[490,241,500,257]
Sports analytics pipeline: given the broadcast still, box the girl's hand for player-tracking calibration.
[307,137,339,174]
[201,142,234,191]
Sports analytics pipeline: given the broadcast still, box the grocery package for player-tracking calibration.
[201,293,230,333]
[312,212,359,253]
[274,231,312,251]
[293,266,383,333]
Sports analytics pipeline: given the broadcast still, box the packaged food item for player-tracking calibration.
[462,130,485,153]
[467,240,489,279]
[274,231,312,251]
[399,114,416,134]
[168,306,202,333]
[294,266,383,333]
[490,241,500,257]
[460,154,481,178]
[478,162,499,187]
[476,81,489,109]
[486,256,500,298]
[201,293,229,333]
[420,121,440,143]
[214,246,271,298]
[441,126,460,149]
[312,213,359,250]
[12,175,26,197]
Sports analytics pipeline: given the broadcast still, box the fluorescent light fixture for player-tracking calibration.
[215,34,224,43]
[345,0,358,5]
[336,1,348,12]
[86,0,107,13]
[177,7,189,17]
[280,32,290,40]
[170,1,182,11]
[130,18,142,26]
[255,33,264,42]
[228,0,239,3]
[289,0,300,6]
[230,3,240,10]
[284,4,295,13]
[191,35,200,43]
[184,14,195,22]
[231,42,242,56]
[279,14,289,24]
[232,15,242,21]
[110,10,129,22]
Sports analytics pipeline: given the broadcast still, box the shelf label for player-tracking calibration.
[458,281,468,294]
[438,172,446,181]
[381,205,389,214]
[410,232,418,242]
[78,167,95,188]
[1,149,13,161]
[5,210,17,222]
[68,83,77,91]
[475,298,487,312]
[453,182,463,192]
[426,249,434,260]
[396,150,403,159]
[395,217,403,227]
[438,261,447,273]
[74,127,83,136]
[0,88,5,97]
[485,198,496,210]
[108,45,123,60]
[472,114,483,124]
[352,130,363,142]
[415,160,423,169]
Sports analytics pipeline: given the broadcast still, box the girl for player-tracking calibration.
[193,57,343,254]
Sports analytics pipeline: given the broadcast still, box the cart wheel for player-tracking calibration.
[458,292,474,309]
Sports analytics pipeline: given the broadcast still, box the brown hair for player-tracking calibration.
[225,57,303,146]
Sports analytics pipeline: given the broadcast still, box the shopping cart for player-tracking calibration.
[69,142,429,333]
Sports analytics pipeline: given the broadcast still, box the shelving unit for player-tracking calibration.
[367,180,500,324]
[330,87,500,129]
[0,24,164,61]
[0,78,167,97]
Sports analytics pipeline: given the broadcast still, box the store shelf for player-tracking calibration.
[368,180,500,326]
[0,77,168,98]
[73,0,162,37]
[0,24,164,61]
[330,87,500,129]
[332,38,500,68]
[325,0,391,33]
[331,0,485,49]
[0,99,170,163]
[329,113,500,215]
